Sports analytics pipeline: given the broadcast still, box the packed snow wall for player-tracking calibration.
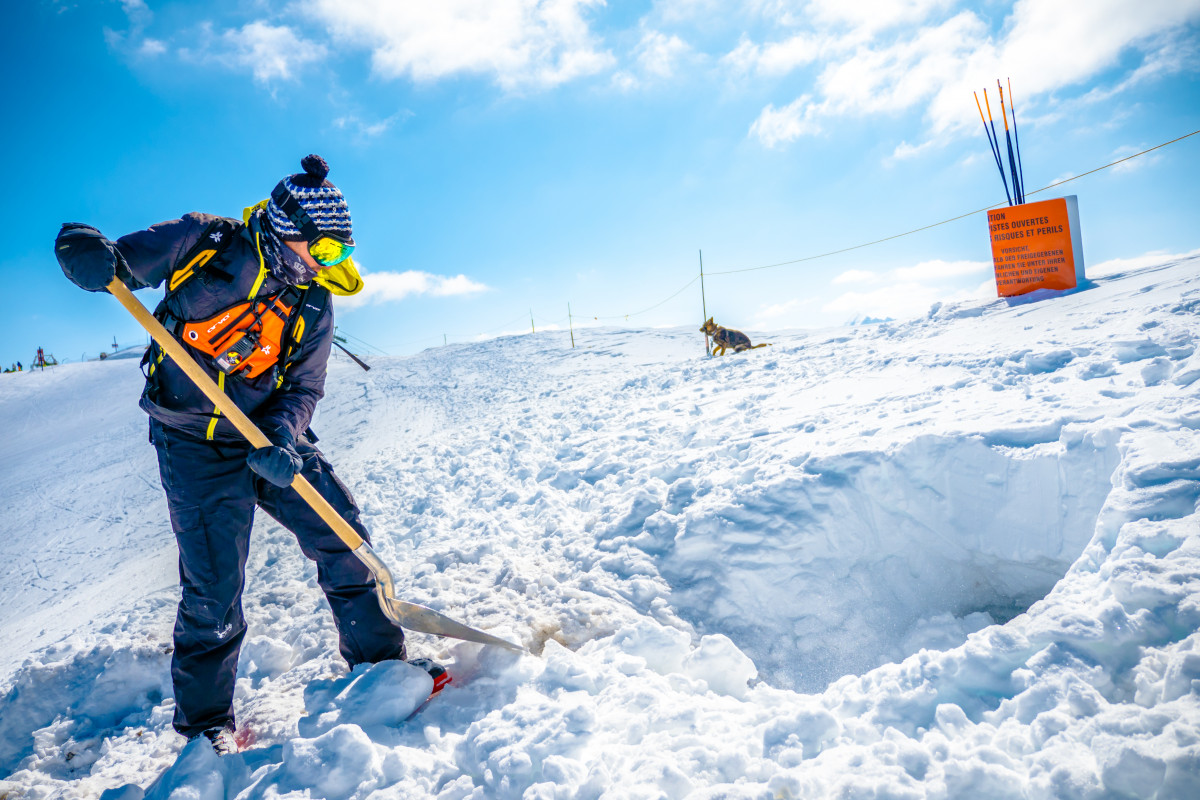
[595,429,1121,692]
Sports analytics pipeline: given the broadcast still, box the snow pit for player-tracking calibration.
[633,431,1121,692]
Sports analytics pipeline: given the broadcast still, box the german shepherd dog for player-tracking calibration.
[700,317,771,356]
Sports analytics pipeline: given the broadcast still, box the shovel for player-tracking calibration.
[107,277,526,653]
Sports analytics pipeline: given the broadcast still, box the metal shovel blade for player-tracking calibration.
[354,542,527,653]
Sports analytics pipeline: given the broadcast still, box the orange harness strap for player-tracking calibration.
[181,289,300,379]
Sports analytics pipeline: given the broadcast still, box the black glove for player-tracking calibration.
[247,431,303,488]
[55,223,127,292]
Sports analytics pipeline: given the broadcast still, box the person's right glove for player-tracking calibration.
[247,432,303,488]
[55,223,128,292]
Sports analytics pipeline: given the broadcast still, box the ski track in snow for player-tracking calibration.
[1,255,1198,798]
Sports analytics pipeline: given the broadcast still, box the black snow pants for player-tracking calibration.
[150,419,406,738]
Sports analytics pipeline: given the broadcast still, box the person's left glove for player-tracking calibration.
[247,431,303,488]
[55,223,130,292]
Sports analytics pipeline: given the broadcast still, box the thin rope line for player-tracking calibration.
[588,275,700,320]
[707,128,1200,276]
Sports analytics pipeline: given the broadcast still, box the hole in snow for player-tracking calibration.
[638,433,1120,693]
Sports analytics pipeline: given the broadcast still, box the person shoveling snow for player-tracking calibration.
[54,155,437,754]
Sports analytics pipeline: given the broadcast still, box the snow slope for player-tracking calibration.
[1,254,1198,799]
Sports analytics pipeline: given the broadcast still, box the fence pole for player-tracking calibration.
[530,309,535,335]
[568,303,575,349]
[700,250,711,356]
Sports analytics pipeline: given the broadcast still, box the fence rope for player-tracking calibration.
[706,128,1199,277]
[341,127,1198,353]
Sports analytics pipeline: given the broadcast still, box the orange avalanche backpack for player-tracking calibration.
[181,288,305,378]
[146,218,329,383]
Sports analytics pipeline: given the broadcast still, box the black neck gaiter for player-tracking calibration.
[258,214,319,286]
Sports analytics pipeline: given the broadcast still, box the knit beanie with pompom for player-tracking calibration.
[266,154,353,242]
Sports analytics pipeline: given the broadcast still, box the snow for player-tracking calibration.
[2,254,1198,798]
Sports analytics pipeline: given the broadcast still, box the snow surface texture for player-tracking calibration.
[1,255,1198,798]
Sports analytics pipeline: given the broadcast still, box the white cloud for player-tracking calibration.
[757,298,802,319]
[823,282,977,319]
[339,270,490,309]
[749,96,821,147]
[892,259,989,281]
[833,269,876,284]
[816,11,985,120]
[1088,247,1200,277]
[140,38,166,57]
[636,29,691,79]
[1109,144,1164,174]
[176,22,327,84]
[720,36,760,74]
[117,0,151,26]
[302,0,615,90]
[652,0,726,25]
[615,27,694,89]
[104,0,153,53]
[334,110,414,140]
[742,0,808,28]
[823,259,990,320]
[740,0,1200,148]
[218,22,329,84]
[611,71,639,91]
[806,0,955,33]
[890,138,941,162]
[724,32,827,77]
[823,282,943,318]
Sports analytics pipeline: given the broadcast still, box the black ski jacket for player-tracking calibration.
[114,212,335,444]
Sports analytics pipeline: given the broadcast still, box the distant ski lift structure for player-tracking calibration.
[333,331,371,372]
[33,347,58,369]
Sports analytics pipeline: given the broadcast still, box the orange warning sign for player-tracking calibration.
[988,196,1084,297]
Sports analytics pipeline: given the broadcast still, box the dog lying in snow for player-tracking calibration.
[699,317,771,356]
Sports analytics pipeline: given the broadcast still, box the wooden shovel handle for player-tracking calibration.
[107,277,365,551]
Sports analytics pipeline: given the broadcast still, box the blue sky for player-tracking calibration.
[3,0,1199,366]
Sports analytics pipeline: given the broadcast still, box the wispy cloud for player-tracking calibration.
[806,0,957,34]
[334,110,415,141]
[338,270,490,309]
[103,0,153,53]
[301,0,615,90]
[722,31,827,77]
[757,298,803,319]
[833,269,877,284]
[749,95,821,147]
[889,137,943,162]
[173,21,328,85]
[741,0,1200,148]
[1109,144,1164,174]
[823,282,976,320]
[222,22,329,84]
[892,259,989,281]
[636,29,692,79]
[1088,247,1200,277]
[824,259,989,320]
[613,26,695,90]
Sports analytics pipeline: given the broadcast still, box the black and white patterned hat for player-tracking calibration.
[266,154,353,242]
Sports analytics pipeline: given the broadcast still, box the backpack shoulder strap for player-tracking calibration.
[279,282,331,380]
[167,218,239,293]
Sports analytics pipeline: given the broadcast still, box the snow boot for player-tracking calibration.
[196,726,240,756]
[410,658,451,697]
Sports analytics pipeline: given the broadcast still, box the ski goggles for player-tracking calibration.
[270,185,356,267]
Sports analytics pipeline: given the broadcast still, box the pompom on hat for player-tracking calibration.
[266,154,353,243]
